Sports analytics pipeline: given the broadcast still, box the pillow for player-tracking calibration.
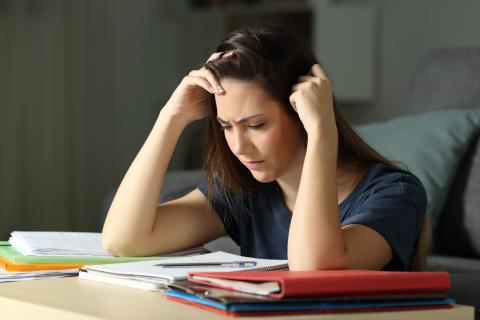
[355,109,480,226]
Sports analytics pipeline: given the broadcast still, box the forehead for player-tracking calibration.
[215,79,281,120]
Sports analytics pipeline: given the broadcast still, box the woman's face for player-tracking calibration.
[215,79,306,183]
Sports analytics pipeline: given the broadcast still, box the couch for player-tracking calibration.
[104,47,480,316]
[403,47,480,316]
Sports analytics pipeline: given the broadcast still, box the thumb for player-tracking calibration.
[289,93,298,112]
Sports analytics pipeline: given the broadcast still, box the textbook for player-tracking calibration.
[79,251,288,291]
[188,270,451,298]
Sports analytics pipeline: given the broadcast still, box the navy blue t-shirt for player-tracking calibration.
[197,163,427,271]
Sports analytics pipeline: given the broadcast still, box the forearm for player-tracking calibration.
[288,130,347,270]
[102,110,188,254]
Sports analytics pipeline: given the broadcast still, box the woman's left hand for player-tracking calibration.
[289,64,337,139]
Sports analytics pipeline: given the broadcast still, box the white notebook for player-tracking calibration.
[8,231,208,258]
[0,268,79,283]
[79,251,289,291]
[9,231,112,257]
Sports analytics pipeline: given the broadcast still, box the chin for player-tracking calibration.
[250,170,277,183]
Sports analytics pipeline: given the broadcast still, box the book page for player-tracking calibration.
[9,232,111,256]
[84,251,288,282]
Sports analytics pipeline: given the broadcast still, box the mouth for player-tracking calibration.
[243,160,264,170]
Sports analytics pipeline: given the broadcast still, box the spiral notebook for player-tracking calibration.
[79,251,288,291]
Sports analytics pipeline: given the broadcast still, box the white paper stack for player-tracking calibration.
[0,268,78,283]
[9,231,113,257]
[7,231,210,258]
[79,251,289,291]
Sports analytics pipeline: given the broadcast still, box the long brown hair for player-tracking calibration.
[202,27,431,270]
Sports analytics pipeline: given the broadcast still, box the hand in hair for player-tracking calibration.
[289,64,337,139]
[162,52,230,125]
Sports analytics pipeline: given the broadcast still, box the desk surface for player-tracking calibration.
[0,277,474,320]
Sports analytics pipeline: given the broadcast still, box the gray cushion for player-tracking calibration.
[436,135,480,258]
[406,47,480,114]
[427,255,480,273]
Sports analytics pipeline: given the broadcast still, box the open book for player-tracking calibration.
[79,251,289,291]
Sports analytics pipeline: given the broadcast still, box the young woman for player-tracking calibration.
[102,27,431,271]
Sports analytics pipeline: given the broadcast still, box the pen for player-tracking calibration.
[154,261,258,268]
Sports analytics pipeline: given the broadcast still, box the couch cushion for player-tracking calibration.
[356,109,480,226]
[406,48,480,114]
[436,134,480,258]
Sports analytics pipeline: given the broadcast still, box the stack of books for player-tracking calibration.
[161,269,455,317]
[0,231,209,282]
[77,249,458,317]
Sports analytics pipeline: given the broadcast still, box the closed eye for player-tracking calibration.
[220,125,232,131]
[219,123,265,131]
[248,123,265,129]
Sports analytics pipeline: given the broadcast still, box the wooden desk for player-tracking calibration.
[0,277,474,320]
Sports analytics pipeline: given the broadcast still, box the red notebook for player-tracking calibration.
[188,270,450,299]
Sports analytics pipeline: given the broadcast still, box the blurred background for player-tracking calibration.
[1,0,480,239]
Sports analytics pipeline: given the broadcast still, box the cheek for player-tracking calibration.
[264,125,302,160]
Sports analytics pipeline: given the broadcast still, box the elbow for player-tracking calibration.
[102,233,138,257]
[101,234,123,256]
[288,255,349,271]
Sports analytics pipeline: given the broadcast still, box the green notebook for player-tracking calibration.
[0,242,208,264]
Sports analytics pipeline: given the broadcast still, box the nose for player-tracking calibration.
[228,129,251,155]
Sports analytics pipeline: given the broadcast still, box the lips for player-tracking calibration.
[243,160,264,170]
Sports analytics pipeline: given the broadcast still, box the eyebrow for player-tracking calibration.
[216,113,264,125]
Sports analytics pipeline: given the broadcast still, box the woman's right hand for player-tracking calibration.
[162,52,229,125]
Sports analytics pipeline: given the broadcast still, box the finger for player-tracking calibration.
[189,69,224,94]
[184,75,215,94]
[288,92,298,112]
[297,75,320,83]
[292,81,316,92]
[206,52,223,63]
[310,64,329,80]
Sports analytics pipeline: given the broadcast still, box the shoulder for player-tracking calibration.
[362,163,427,212]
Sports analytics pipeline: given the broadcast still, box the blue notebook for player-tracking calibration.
[163,289,455,313]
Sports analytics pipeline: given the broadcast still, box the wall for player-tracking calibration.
[338,0,480,124]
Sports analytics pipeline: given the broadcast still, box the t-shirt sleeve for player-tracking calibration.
[341,172,427,271]
[197,180,242,245]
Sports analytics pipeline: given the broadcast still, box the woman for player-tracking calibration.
[102,27,430,271]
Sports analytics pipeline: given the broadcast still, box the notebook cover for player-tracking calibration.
[163,290,454,316]
[0,255,84,272]
[189,270,451,298]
